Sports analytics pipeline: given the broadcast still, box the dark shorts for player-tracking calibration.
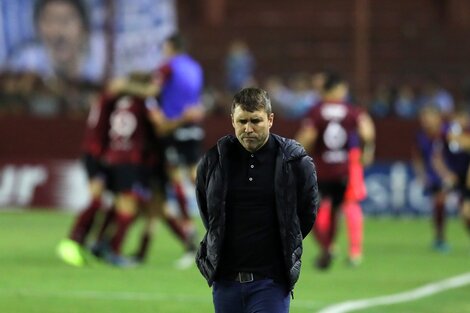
[425,182,443,195]
[455,173,470,199]
[164,124,204,166]
[318,180,348,209]
[106,163,150,200]
[81,153,106,180]
[165,139,203,166]
[146,159,168,194]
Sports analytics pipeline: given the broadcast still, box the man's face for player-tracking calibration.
[419,109,441,132]
[38,1,86,66]
[162,41,175,59]
[231,105,273,152]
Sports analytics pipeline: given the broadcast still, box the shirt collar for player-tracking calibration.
[237,134,275,163]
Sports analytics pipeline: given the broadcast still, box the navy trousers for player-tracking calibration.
[212,279,290,313]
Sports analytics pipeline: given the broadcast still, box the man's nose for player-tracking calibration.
[244,123,253,133]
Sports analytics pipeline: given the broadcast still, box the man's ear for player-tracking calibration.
[269,113,274,128]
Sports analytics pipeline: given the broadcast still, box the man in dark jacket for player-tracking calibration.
[195,87,319,313]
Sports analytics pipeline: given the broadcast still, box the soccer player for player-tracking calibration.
[57,90,112,267]
[92,91,156,266]
[155,33,204,268]
[432,108,470,239]
[412,106,449,251]
[296,72,364,270]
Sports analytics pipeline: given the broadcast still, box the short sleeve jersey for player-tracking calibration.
[103,95,152,165]
[416,130,442,187]
[155,54,203,120]
[306,101,360,182]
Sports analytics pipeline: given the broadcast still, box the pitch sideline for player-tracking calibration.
[1,272,470,311]
[317,272,470,313]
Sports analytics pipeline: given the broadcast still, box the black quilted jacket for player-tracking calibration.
[195,134,319,292]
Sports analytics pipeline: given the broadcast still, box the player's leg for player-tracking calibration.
[343,153,366,265]
[431,188,449,252]
[165,143,192,221]
[462,165,470,236]
[166,141,200,269]
[133,186,165,263]
[343,200,363,265]
[109,193,138,253]
[153,160,194,249]
[89,205,116,259]
[57,154,105,266]
[312,183,331,269]
[103,164,147,267]
[315,181,346,270]
[312,199,331,251]
[163,201,198,269]
[69,178,105,245]
[167,165,192,221]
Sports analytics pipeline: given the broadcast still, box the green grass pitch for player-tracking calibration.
[1,211,469,313]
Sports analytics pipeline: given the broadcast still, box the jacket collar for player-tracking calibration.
[216,133,307,162]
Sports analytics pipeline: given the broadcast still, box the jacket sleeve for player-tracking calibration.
[296,155,319,238]
[195,155,210,230]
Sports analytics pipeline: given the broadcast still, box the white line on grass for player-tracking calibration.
[7,272,468,312]
[317,272,470,313]
[0,288,324,309]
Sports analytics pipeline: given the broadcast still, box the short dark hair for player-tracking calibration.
[34,0,90,32]
[231,87,272,115]
[166,33,186,52]
[323,71,346,92]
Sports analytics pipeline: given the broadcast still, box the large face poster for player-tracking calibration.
[113,0,177,77]
[0,0,176,115]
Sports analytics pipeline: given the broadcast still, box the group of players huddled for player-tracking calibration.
[413,104,470,252]
[57,33,205,268]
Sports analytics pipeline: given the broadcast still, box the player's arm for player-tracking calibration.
[107,75,161,98]
[147,101,205,136]
[431,142,457,189]
[411,146,426,184]
[295,118,318,152]
[357,111,376,166]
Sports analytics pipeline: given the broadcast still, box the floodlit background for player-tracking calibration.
[1,0,470,312]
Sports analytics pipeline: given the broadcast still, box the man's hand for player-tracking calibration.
[182,105,205,124]
[462,199,470,220]
[443,173,458,190]
[147,105,165,125]
[295,118,317,151]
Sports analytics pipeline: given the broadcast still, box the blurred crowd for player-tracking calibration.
[1,37,469,120]
[167,38,470,121]
[0,71,101,117]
